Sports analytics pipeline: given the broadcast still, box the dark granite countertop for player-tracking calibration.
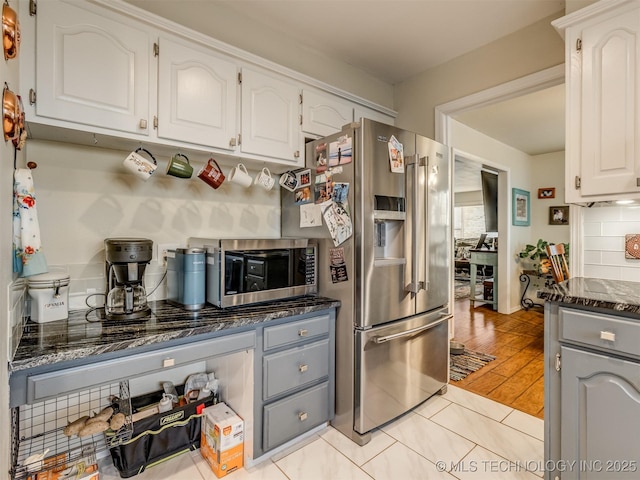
[538,277,640,314]
[10,296,340,373]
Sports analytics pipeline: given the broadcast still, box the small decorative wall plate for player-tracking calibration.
[624,234,640,259]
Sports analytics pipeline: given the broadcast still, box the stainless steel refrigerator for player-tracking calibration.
[281,118,451,445]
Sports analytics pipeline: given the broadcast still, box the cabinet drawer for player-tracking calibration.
[24,331,255,404]
[263,339,329,400]
[263,382,330,451]
[560,307,640,357]
[263,314,330,350]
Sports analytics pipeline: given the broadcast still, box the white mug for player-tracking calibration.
[228,163,252,187]
[254,167,275,191]
[279,171,298,192]
[123,147,157,181]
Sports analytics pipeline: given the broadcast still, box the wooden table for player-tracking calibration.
[469,249,498,310]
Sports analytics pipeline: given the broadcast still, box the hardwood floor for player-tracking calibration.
[450,297,544,419]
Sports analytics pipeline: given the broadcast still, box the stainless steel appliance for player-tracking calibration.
[281,118,451,445]
[167,247,206,310]
[187,238,317,308]
[104,238,153,321]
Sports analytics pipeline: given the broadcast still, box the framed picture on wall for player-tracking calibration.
[512,188,530,226]
[549,206,569,225]
[538,187,555,199]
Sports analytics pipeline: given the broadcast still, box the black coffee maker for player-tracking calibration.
[104,238,153,321]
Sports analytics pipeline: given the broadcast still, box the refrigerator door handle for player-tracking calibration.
[405,156,422,294]
[420,155,429,293]
[371,315,452,343]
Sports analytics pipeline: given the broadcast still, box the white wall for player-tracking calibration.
[394,12,564,138]
[583,205,640,280]
[529,151,570,245]
[27,140,281,305]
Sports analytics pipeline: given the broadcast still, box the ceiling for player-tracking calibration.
[128,0,567,190]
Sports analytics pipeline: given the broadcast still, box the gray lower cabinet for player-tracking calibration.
[254,311,335,458]
[545,303,640,480]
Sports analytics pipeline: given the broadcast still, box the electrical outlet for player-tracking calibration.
[157,243,179,267]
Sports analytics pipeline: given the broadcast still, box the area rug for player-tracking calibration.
[454,279,484,300]
[450,349,497,381]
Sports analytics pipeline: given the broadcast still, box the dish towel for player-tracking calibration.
[13,168,48,277]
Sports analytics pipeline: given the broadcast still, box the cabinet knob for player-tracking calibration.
[294,150,300,158]
[600,331,616,342]
[139,119,148,129]
[298,329,308,337]
[298,411,308,422]
[298,364,308,373]
[229,137,237,147]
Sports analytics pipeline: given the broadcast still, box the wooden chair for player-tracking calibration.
[546,243,570,283]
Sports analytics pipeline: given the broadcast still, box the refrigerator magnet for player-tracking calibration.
[295,187,312,204]
[388,135,404,173]
[329,247,348,283]
[315,143,328,172]
[279,171,298,191]
[332,182,349,204]
[296,169,311,188]
[300,203,323,228]
[328,135,353,166]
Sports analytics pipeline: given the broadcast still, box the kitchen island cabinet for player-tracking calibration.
[8,297,338,477]
[540,278,640,480]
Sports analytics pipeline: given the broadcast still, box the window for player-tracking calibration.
[454,205,486,239]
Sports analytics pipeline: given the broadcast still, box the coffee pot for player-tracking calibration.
[104,238,153,321]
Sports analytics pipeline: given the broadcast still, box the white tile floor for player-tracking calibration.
[98,385,544,480]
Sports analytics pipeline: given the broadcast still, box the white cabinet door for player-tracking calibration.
[35,0,151,135]
[579,8,640,197]
[157,36,238,150]
[301,89,352,137]
[241,68,302,165]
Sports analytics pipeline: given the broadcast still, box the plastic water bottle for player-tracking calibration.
[158,394,173,413]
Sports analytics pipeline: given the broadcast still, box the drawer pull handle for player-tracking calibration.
[298,329,308,337]
[299,364,308,373]
[298,412,308,422]
[600,331,616,342]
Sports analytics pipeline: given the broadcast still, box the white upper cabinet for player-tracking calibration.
[301,89,353,137]
[555,0,640,202]
[35,0,151,135]
[241,68,303,165]
[23,0,393,169]
[157,36,238,151]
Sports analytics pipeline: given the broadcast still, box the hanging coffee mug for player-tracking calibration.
[254,167,275,191]
[198,158,225,189]
[166,153,193,179]
[228,163,252,188]
[279,171,298,192]
[123,147,157,181]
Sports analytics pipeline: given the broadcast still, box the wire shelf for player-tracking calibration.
[10,381,134,480]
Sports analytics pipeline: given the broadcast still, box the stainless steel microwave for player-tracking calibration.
[188,238,317,308]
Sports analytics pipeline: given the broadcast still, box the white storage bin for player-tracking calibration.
[28,271,70,323]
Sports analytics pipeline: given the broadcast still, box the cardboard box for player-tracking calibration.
[200,402,243,478]
[28,447,99,480]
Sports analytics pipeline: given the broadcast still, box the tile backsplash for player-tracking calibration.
[583,204,640,281]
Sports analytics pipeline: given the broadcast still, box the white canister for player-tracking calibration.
[27,271,70,323]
